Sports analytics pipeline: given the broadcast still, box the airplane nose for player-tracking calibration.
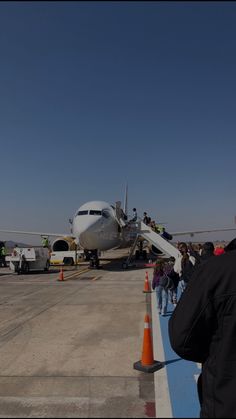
[73,216,102,249]
[74,218,95,235]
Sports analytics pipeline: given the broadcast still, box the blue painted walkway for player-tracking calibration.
[159,311,200,418]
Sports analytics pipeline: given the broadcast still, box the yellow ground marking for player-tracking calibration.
[57,259,111,281]
[92,276,101,281]
[61,268,91,281]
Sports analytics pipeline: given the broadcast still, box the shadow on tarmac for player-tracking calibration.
[98,254,154,272]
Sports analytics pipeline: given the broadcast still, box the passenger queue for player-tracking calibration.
[150,234,236,418]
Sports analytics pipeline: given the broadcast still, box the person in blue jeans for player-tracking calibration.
[152,260,169,316]
[165,257,180,307]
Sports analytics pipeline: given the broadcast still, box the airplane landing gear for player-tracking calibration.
[135,249,147,260]
[122,235,149,269]
[135,241,147,260]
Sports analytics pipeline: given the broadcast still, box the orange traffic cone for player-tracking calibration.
[134,313,163,373]
[143,271,151,293]
[58,266,64,281]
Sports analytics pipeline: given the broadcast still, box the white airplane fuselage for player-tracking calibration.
[72,200,129,251]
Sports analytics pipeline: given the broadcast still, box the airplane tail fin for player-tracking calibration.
[123,183,128,216]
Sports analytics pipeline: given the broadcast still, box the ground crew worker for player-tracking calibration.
[156,224,164,234]
[0,243,7,267]
[41,236,49,248]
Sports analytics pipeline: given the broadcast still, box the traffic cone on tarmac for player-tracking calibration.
[143,271,151,293]
[133,313,163,373]
[58,266,64,281]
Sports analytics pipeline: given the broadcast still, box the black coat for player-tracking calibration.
[168,250,236,418]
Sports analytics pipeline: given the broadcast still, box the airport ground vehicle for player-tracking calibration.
[49,250,84,266]
[6,247,50,274]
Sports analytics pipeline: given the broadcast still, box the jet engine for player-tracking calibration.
[51,237,77,252]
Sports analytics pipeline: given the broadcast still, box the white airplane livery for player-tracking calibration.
[73,201,126,251]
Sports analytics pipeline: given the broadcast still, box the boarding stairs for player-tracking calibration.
[122,220,181,268]
[139,221,181,259]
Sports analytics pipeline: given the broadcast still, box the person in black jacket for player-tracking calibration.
[224,237,236,252]
[168,248,236,418]
[200,241,215,262]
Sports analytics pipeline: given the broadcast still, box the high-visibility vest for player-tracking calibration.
[156,224,164,234]
[1,247,6,256]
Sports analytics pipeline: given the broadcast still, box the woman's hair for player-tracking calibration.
[181,252,189,268]
[202,242,214,253]
[178,242,188,256]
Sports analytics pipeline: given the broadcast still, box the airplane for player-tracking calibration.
[0,198,137,268]
[1,196,236,268]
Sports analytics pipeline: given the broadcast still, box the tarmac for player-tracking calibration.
[0,249,201,418]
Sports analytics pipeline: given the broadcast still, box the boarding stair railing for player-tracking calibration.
[122,234,140,269]
[122,220,181,268]
[139,221,181,259]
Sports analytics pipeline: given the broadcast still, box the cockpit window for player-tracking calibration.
[102,210,110,218]
[77,210,103,216]
[77,210,88,215]
[89,210,102,216]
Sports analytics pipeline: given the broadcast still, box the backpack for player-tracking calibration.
[162,231,173,241]
[159,274,175,291]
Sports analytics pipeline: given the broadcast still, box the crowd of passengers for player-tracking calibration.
[152,239,230,317]
[167,237,236,418]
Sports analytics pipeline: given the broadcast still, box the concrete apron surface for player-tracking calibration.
[0,259,157,418]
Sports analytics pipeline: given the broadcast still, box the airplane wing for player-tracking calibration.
[0,229,74,238]
[171,227,236,237]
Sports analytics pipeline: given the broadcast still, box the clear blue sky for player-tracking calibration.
[1,1,236,244]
